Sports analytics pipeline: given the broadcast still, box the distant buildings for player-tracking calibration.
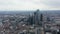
[0,10,60,34]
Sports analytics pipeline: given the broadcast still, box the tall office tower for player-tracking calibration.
[28,13,33,25]
[33,9,40,25]
[27,13,33,25]
[40,13,43,26]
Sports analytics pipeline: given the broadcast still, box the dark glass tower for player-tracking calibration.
[33,9,40,25]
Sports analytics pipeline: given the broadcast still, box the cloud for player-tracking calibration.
[0,0,60,11]
[0,0,49,10]
[40,0,60,8]
[32,0,60,10]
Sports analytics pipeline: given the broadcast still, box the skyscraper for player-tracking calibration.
[33,9,40,25]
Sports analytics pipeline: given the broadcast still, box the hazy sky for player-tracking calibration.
[0,0,60,11]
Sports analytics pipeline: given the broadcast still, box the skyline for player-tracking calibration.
[0,0,60,11]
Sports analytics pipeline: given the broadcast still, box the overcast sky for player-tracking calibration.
[0,0,60,11]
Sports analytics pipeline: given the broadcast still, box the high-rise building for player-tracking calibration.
[33,9,40,25]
